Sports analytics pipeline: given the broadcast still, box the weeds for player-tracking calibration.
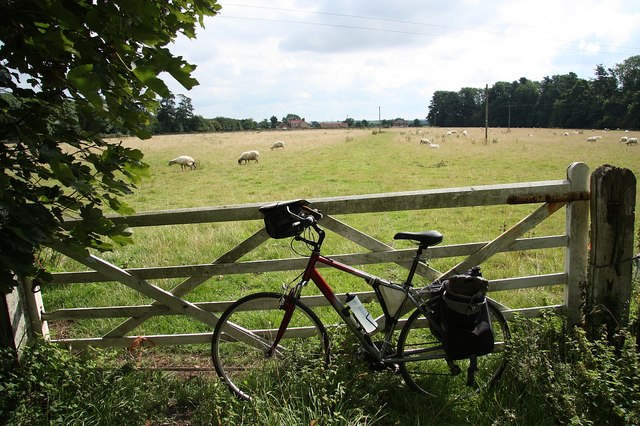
[493,314,640,425]
[3,316,640,425]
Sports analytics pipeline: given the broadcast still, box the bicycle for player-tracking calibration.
[211,200,510,401]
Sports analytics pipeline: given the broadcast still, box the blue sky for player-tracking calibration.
[163,0,640,122]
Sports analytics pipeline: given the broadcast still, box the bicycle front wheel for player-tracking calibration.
[211,292,330,401]
[397,301,510,397]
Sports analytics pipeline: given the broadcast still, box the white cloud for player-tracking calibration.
[162,0,640,122]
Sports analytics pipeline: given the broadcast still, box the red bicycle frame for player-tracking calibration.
[267,228,388,358]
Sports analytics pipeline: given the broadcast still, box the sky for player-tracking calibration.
[163,0,640,123]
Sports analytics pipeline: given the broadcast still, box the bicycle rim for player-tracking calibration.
[397,302,510,398]
[211,292,330,401]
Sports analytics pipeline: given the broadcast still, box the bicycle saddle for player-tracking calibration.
[393,230,443,246]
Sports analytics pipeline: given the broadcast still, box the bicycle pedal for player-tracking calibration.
[449,364,462,376]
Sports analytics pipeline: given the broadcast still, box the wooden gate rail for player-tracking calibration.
[33,162,590,349]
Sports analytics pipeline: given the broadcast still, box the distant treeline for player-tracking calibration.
[148,55,640,134]
[428,55,640,130]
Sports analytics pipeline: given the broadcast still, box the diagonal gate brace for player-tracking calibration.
[102,229,271,338]
[51,244,219,328]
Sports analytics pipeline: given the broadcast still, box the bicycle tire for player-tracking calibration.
[211,292,330,401]
[397,301,510,397]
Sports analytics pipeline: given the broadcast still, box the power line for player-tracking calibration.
[218,14,639,57]
[221,3,640,54]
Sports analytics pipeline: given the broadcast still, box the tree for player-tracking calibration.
[458,87,483,126]
[175,94,195,132]
[155,95,178,133]
[428,91,461,127]
[510,78,539,128]
[552,79,599,128]
[0,0,221,293]
[592,64,623,129]
[614,55,640,129]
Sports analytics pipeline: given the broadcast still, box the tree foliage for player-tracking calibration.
[0,0,220,292]
[427,56,640,130]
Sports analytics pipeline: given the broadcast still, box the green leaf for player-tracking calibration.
[50,160,75,186]
[67,64,103,107]
[133,65,170,97]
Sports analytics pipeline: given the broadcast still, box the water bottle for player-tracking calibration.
[345,293,378,334]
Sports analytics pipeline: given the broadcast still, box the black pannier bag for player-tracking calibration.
[259,199,321,239]
[427,269,494,360]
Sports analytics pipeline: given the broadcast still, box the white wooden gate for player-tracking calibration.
[23,162,590,349]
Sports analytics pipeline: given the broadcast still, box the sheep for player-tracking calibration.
[238,150,260,164]
[168,155,197,170]
[620,136,629,143]
[627,137,638,146]
[271,141,285,150]
[586,136,598,142]
[462,130,468,137]
[421,139,440,148]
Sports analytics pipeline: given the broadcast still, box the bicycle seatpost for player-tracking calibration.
[405,244,427,286]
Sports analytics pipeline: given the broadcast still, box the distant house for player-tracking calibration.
[279,118,310,130]
[319,121,349,129]
[289,119,309,129]
[392,119,408,128]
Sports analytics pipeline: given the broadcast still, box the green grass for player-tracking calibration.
[41,127,639,340]
[4,314,640,425]
[11,126,640,425]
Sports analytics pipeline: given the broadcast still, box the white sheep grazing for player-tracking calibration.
[428,143,440,148]
[627,137,638,145]
[238,150,260,164]
[168,155,197,170]
[271,141,285,150]
[462,130,468,137]
[586,136,598,142]
[419,138,431,145]
[620,136,629,143]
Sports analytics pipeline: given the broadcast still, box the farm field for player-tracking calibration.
[113,126,640,211]
[44,127,639,342]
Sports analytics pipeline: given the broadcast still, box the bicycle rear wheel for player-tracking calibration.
[211,292,330,401]
[397,301,509,397]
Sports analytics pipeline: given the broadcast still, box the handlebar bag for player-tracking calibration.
[259,199,310,239]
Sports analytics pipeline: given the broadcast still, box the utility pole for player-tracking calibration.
[508,95,512,131]
[484,84,489,144]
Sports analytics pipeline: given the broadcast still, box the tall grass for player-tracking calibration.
[4,313,640,425]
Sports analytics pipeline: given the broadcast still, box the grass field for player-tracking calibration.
[114,126,640,210]
[43,126,639,340]
[25,127,640,425]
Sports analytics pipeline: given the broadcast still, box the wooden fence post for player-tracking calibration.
[0,278,49,359]
[586,165,636,339]
[0,283,30,357]
[565,162,591,326]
